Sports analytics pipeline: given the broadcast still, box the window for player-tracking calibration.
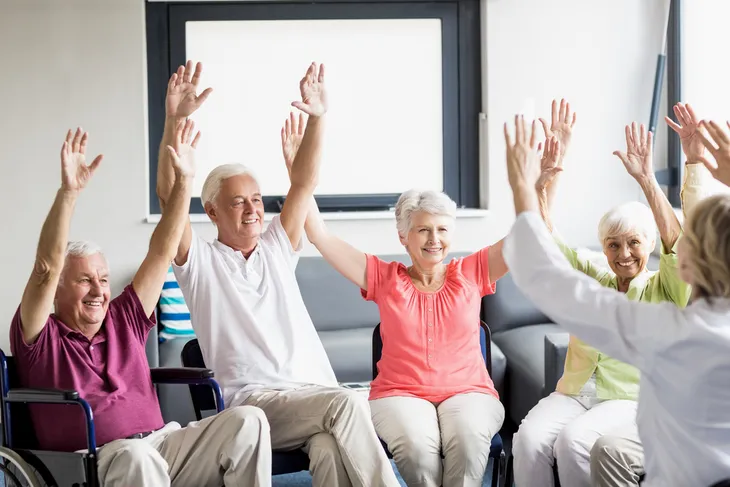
[146,0,481,215]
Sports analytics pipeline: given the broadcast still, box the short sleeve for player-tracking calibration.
[260,215,303,271]
[361,254,398,302]
[9,306,53,366]
[458,247,497,297]
[108,285,157,345]
[172,228,206,281]
[647,235,692,307]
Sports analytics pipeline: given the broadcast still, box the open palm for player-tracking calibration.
[695,120,730,187]
[281,111,306,173]
[665,102,705,162]
[539,99,577,163]
[166,61,213,118]
[61,128,102,192]
[536,137,563,190]
[166,119,200,178]
[292,63,327,117]
[614,123,654,180]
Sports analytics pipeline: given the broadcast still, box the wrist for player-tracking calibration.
[58,187,80,199]
[636,174,658,189]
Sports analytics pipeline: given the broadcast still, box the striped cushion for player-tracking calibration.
[158,266,194,340]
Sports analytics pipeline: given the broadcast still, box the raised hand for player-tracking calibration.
[613,122,654,181]
[695,121,730,187]
[291,63,327,117]
[281,111,306,174]
[505,115,541,190]
[536,137,563,190]
[166,60,213,118]
[60,128,103,192]
[166,119,201,178]
[538,98,577,163]
[665,102,705,163]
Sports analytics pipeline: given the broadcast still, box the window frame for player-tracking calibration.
[145,0,482,215]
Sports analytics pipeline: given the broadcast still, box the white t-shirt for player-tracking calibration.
[173,216,338,407]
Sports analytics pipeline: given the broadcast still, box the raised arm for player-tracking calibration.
[155,61,212,265]
[696,120,730,189]
[281,113,367,289]
[666,102,715,219]
[134,120,200,316]
[503,116,682,369]
[538,98,577,210]
[279,63,328,250]
[614,123,681,252]
[20,130,103,344]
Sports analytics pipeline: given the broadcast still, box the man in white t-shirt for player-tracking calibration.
[156,61,400,487]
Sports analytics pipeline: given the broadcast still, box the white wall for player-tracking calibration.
[0,0,668,352]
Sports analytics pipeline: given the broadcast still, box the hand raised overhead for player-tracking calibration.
[505,115,541,190]
[694,121,730,187]
[60,128,103,192]
[665,102,705,163]
[292,63,327,117]
[536,137,563,191]
[166,60,213,118]
[166,119,201,179]
[538,98,577,163]
[613,122,654,181]
[281,111,306,174]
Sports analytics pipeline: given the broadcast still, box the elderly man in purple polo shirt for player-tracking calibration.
[10,124,272,487]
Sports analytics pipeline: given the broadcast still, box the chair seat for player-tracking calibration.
[380,433,503,460]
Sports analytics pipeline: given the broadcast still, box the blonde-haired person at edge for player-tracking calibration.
[510,101,713,487]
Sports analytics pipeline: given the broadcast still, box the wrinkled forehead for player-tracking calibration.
[410,211,454,229]
[63,254,109,277]
[219,173,261,199]
[603,232,645,244]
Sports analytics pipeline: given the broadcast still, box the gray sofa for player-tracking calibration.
[148,252,508,426]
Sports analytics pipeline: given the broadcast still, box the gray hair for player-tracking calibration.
[394,189,457,236]
[60,241,107,284]
[597,202,656,244]
[200,164,259,207]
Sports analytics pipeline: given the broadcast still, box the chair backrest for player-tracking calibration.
[372,321,493,379]
[710,480,730,487]
[0,352,39,449]
[180,339,217,420]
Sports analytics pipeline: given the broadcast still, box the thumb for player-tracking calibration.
[291,101,311,114]
[166,145,179,162]
[539,118,550,137]
[89,154,103,174]
[196,87,213,106]
[697,155,718,174]
[613,151,630,165]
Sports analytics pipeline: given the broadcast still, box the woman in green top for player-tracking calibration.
[510,101,712,487]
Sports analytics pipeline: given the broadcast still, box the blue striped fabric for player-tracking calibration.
[158,266,194,340]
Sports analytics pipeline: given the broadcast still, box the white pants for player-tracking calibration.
[590,421,644,487]
[242,385,400,487]
[511,392,637,487]
[369,393,505,487]
[97,405,271,487]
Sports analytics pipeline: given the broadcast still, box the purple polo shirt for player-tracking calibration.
[9,285,165,452]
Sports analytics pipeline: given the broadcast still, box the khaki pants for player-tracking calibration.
[242,385,400,487]
[590,422,644,487]
[369,392,505,487]
[97,405,272,487]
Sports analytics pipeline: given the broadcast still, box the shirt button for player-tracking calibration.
[428,323,433,327]
[428,338,432,343]
[428,308,433,312]
[428,354,432,358]
[90,345,94,351]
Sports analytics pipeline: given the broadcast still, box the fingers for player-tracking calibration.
[191,131,202,149]
[503,122,512,147]
[285,115,292,137]
[72,128,83,153]
[183,60,193,84]
[696,123,719,154]
[167,73,178,93]
[175,65,184,87]
[88,154,103,174]
[613,150,630,165]
[298,112,305,135]
[559,99,566,123]
[291,101,306,113]
[289,111,297,134]
[538,118,550,137]
[191,61,203,86]
[65,129,74,146]
[697,154,718,174]
[196,87,213,107]
[665,115,682,134]
[686,103,699,124]
[529,120,537,148]
[79,132,88,155]
[708,121,730,145]
[640,123,647,146]
[647,130,654,151]
[624,125,633,150]
[60,140,69,162]
[182,119,195,144]
[515,115,524,144]
[571,112,577,128]
[551,99,558,125]
[318,63,325,83]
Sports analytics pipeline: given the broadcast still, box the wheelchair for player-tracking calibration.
[0,349,223,486]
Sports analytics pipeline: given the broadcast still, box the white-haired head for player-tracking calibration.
[60,241,107,284]
[598,201,656,245]
[201,164,259,208]
[395,189,457,236]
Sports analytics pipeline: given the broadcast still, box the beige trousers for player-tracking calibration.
[369,392,505,487]
[242,385,400,487]
[97,405,272,487]
[590,422,644,487]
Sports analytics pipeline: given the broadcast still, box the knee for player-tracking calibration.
[307,433,341,465]
[221,406,270,441]
[554,423,587,461]
[590,436,621,471]
[110,441,167,472]
[512,419,554,460]
[332,389,370,418]
[394,436,441,476]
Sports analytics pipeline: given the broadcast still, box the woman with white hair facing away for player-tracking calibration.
[502,114,730,487]
[510,103,713,487]
[280,114,516,487]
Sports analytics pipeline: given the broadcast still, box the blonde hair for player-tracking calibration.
[597,201,656,245]
[683,194,730,299]
[394,189,457,236]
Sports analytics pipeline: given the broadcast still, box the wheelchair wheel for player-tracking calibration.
[0,447,45,487]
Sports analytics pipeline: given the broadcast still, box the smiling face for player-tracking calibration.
[55,253,111,331]
[399,211,453,269]
[602,232,652,280]
[206,173,265,252]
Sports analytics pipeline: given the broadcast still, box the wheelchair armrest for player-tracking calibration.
[151,367,214,384]
[6,388,79,403]
[544,333,570,397]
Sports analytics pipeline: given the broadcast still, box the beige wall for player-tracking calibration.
[1,0,668,351]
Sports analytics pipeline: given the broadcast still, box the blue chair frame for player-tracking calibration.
[0,348,223,486]
[371,321,506,487]
[180,338,311,476]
